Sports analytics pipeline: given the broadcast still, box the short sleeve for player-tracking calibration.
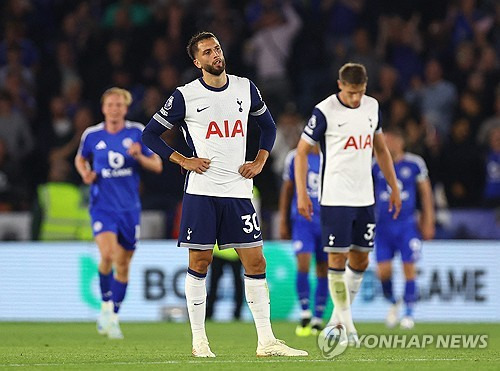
[301,108,327,144]
[152,89,186,129]
[249,80,267,116]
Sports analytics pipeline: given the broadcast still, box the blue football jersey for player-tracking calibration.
[485,151,500,199]
[283,150,321,224]
[78,121,153,211]
[372,153,428,222]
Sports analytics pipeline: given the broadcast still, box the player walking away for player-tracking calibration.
[295,63,402,346]
[75,88,162,339]
[142,32,307,358]
[279,145,328,336]
[372,127,435,330]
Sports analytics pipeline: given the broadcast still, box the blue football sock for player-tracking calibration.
[111,278,128,314]
[404,280,416,317]
[381,279,397,304]
[314,276,328,319]
[99,271,113,302]
[296,271,310,312]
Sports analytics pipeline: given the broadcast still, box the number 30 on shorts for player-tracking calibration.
[241,213,260,234]
[363,223,376,241]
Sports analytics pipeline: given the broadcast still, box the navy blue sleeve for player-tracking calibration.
[249,80,266,114]
[142,120,175,159]
[377,108,382,131]
[142,89,186,159]
[302,108,327,144]
[253,109,276,152]
[152,89,186,129]
[249,80,276,152]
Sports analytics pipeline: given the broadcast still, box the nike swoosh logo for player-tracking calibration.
[254,233,261,239]
[197,106,209,112]
[338,122,348,127]
[193,302,204,306]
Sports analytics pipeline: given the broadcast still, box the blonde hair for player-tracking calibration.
[101,87,133,106]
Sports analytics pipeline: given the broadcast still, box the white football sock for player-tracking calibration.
[185,272,208,344]
[329,265,365,326]
[328,269,356,333]
[244,276,276,345]
[345,264,364,303]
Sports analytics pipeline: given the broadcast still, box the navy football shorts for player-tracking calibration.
[178,193,263,250]
[320,205,376,253]
[90,208,140,250]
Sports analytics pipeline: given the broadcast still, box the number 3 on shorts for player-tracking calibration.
[241,213,260,234]
[363,223,376,241]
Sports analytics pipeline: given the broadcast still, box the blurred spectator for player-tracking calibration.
[130,86,163,125]
[48,106,93,183]
[483,126,500,207]
[372,65,401,117]
[406,58,458,141]
[439,118,484,207]
[102,0,152,28]
[0,90,34,167]
[0,43,34,90]
[347,28,381,91]
[270,107,304,181]
[0,21,39,69]
[34,159,91,241]
[477,92,500,147]
[378,15,423,91]
[0,137,29,211]
[244,1,301,117]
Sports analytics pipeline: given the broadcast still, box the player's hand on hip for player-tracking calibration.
[389,191,402,219]
[239,161,264,179]
[182,157,211,174]
[297,194,313,222]
[82,171,97,185]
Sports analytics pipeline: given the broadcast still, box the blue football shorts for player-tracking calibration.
[291,218,327,262]
[89,208,140,250]
[375,219,422,263]
[178,193,263,250]
[320,205,376,253]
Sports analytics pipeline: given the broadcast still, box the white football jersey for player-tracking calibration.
[153,75,267,198]
[301,94,382,206]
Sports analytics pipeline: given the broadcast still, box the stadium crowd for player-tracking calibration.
[0,0,498,239]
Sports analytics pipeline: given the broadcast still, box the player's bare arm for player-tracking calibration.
[417,178,435,240]
[278,179,294,239]
[294,139,314,221]
[127,142,163,174]
[239,149,268,179]
[169,151,211,174]
[373,133,402,219]
[74,154,97,185]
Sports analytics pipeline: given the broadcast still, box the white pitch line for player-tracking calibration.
[0,358,468,367]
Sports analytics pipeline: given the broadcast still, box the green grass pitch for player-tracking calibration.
[0,322,498,370]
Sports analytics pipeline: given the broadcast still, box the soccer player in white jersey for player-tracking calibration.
[294,63,402,345]
[142,31,307,358]
[75,88,162,339]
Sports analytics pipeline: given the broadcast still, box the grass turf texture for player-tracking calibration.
[0,322,498,370]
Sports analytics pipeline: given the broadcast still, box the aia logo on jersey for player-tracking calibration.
[344,134,372,150]
[206,120,244,139]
